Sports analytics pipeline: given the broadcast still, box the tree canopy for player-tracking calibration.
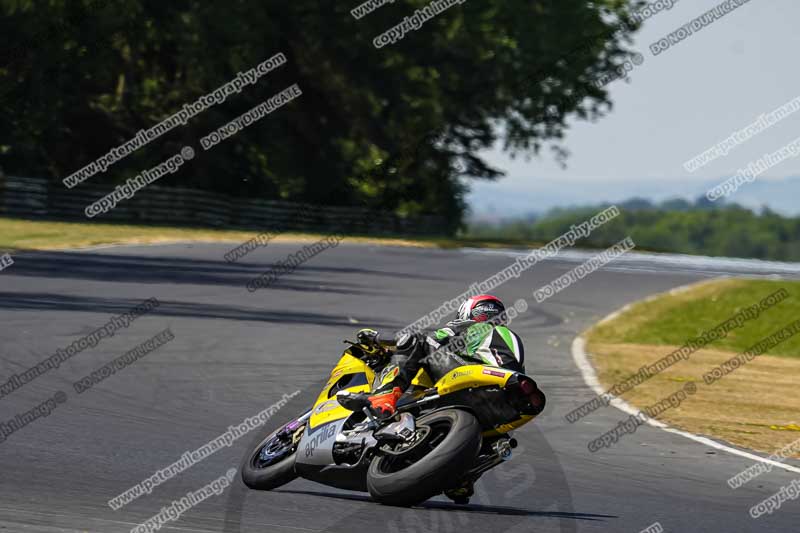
[0,0,643,232]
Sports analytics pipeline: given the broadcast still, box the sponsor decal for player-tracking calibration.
[305,423,337,457]
[450,370,473,381]
[471,302,501,322]
[313,399,339,415]
[482,368,507,378]
[325,369,346,388]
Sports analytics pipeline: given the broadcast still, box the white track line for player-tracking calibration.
[571,287,800,475]
[469,247,800,276]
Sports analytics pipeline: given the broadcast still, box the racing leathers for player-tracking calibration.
[375,319,526,395]
[338,320,526,418]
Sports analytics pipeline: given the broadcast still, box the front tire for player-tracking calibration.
[366,409,481,506]
[241,418,303,490]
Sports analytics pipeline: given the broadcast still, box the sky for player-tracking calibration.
[467,0,800,218]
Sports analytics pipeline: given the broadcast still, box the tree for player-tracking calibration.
[0,0,643,232]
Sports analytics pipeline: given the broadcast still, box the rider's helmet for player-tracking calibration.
[457,294,505,322]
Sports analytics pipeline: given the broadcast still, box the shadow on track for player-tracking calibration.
[6,249,447,291]
[273,488,615,521]
[0,292,400,328]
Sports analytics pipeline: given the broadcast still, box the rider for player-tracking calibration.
[337,294,528,419]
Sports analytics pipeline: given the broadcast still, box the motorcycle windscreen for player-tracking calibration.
[307,352,374,431]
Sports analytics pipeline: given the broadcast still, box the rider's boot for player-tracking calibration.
[336,387,402,419]
[444,480,475,505]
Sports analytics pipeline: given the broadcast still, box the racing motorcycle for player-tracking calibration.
[241,337,545,506]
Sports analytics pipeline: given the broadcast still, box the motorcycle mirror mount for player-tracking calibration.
[362,407,380,429]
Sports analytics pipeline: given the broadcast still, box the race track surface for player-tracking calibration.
[0,241,798,533]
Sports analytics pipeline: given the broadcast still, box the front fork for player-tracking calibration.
[275,410,312,444]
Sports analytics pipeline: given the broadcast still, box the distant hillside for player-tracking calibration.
[467,176,800,223]
[466,198,800,262]
[730,177,800,216]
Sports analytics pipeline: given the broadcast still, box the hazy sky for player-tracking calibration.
[468,0,799,215]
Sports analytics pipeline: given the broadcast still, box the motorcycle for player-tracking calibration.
[241,337,545,506]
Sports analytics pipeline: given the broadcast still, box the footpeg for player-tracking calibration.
[374,412,416,441]
[493,439,513,461]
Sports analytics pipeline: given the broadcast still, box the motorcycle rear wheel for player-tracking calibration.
[366,408,481,507]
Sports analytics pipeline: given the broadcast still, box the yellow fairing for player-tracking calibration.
[308,357,537,435]
[308,352,375,430]
[410,368,435,389]
[483,415,535,437]
[434,365,512,395]
[433,365,537,436]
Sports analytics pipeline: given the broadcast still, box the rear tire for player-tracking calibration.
[241,420,302,490]
[366,409,481,507]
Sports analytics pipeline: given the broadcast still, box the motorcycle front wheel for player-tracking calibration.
[366,408,481,506]
[241,415,306,490]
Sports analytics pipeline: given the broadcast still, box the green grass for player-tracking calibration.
[589,278,800,358]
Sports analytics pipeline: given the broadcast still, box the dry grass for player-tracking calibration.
[0,217,439,252]
[0,216,552,252]
[589,342,800,458]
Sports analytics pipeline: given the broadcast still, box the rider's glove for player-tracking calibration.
[356,328,380,347]
[395,331,431,357]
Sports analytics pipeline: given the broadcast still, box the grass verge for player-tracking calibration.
[0,216,541,252]
[586,278,800,458]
